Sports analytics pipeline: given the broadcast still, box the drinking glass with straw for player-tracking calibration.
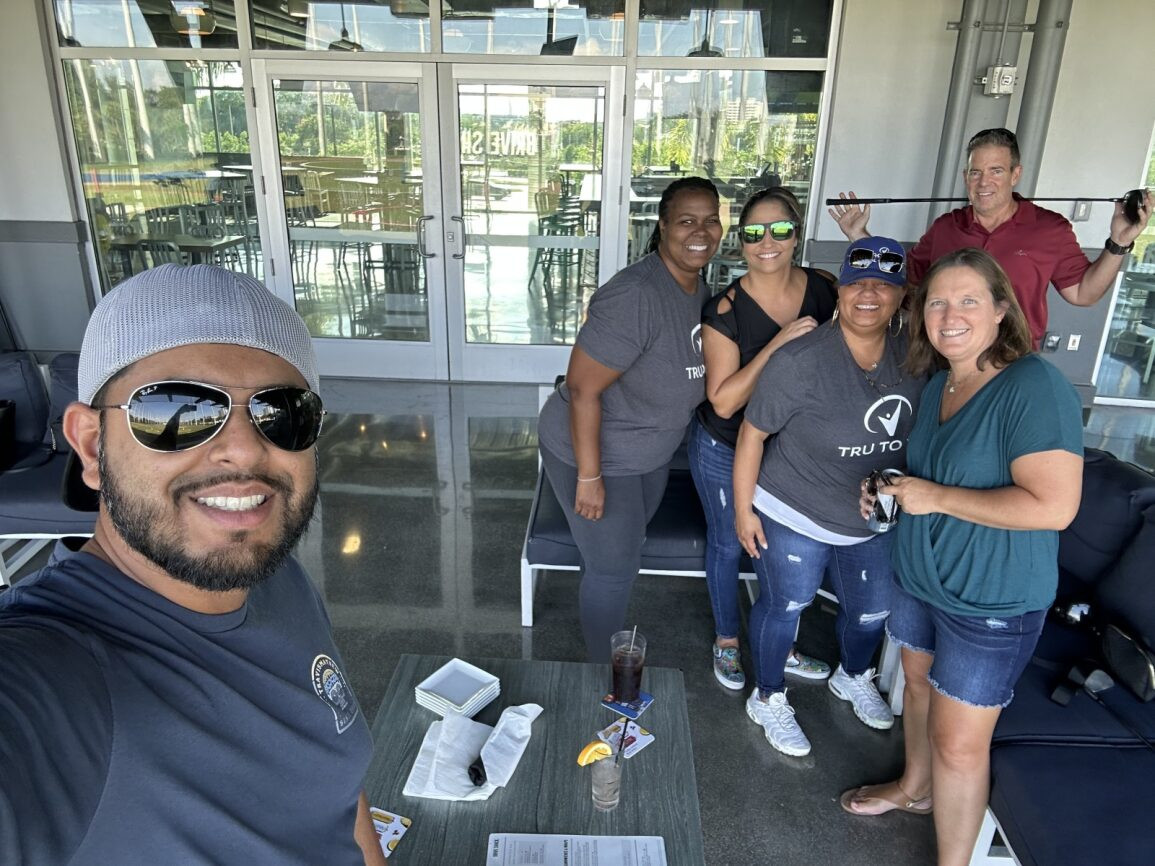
[610,626,646,703]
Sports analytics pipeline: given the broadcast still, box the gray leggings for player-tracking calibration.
[541,446,669,662]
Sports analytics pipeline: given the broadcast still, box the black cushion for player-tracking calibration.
[1096,503,1155,652]
[993,658,1155,747]
[989,742,1155,866]
[0,351,50,466]
[524,466,753,575]
[1056,448,1155,596]
[43,352,80,453]
[0,452,96,536]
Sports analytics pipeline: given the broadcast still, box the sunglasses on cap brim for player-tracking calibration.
[739,220,798,244]
[847,247,905,274]
[92,380,326,453]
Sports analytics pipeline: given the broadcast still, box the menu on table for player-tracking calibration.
[486,834,667,865]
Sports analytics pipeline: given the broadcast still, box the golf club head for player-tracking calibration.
[1122,188,1146,225]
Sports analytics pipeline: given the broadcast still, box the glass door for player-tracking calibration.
[252,60,623,382]
[252,59,449,379]
[441,65,625,383]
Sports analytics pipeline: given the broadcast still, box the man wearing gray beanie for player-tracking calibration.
[0,265,386,865]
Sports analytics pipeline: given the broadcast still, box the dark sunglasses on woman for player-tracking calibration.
[739,220,798,244]
[91,380,326,453]
[847,247,906,274]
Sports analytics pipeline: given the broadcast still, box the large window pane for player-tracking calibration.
[1099,136,1155,403]
[639,1,832,58]
[250,0,430,52]
[54,0,239,49]
[443,0,625,56]
[62,59,259,290]
[628,68,821,272]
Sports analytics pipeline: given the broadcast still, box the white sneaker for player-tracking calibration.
[828,665,894,730]
[745,688,812,756]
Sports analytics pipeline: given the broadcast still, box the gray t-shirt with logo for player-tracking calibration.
[744,322,925,537]
[538,253,708,475]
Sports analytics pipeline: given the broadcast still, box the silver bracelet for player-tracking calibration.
[577,474,602,483]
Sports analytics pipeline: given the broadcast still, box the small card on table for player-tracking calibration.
[600,690,654,720]
[370,807,412,858]
[596,717,654,759]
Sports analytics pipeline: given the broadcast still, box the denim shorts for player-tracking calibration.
[886,580,1047,708]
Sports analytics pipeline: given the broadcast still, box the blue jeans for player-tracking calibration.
[886,581,1046,708]
[687,419,744,639]
[749,516,894,694]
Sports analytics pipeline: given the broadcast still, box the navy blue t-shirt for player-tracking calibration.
[0,553,372,865]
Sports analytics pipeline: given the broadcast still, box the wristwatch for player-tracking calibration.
[1105,237,1134,256]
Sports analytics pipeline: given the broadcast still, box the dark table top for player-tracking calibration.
[364,654,705,866]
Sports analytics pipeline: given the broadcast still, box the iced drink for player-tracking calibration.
[610,630,647,703]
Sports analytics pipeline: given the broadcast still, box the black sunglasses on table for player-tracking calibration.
[739,220,798,244]
[92,380,326,453]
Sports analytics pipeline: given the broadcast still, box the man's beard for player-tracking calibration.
[98,435,320,592]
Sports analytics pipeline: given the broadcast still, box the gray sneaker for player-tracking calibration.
[712,644,745,690]
[745,688,811,756]
[828,665,894,730]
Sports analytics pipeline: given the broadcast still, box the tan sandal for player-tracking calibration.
[839,781,933,816]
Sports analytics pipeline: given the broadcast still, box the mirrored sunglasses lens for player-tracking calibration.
[878,253,905,273]
[127,384,230,451]
[848,248,874,268]
[740,225,766,244]
[251,388,324,451]
[768,221,796,241]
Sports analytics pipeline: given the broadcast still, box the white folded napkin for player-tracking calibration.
[403,703,543,801]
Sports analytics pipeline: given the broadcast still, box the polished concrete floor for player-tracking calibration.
[8,379,1154,865]
[304,379,1152,865]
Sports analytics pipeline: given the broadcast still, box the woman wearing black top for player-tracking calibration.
[688,187,838,690]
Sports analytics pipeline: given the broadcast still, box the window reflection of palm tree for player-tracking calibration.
[154,403,198,450]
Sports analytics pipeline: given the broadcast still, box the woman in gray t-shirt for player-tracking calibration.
[538,177,723,661]
[732,237,925,757]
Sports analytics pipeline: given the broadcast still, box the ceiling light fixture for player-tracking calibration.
[328,4,363,52]
[170,1,217,36]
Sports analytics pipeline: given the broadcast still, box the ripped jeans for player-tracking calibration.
[749,514,894,694]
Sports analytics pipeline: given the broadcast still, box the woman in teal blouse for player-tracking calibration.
[840,248,1084,866]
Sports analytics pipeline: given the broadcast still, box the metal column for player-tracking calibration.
[1014,0,1073,195]
[929,0,987,221]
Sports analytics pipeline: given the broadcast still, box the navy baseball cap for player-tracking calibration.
[838,236,907,288]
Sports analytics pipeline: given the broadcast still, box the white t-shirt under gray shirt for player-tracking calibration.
[743,322,926,541]
[538,253,709,476]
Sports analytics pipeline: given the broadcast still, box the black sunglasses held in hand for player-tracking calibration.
[739,220,798,244]
[847,247,905,274]
[93,380,326,453]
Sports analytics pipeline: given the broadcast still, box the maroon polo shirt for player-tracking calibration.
[907,195,1091,346]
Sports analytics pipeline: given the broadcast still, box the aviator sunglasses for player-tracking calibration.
[847,247,906,274]
[92,380,326,453]
[739,220,798,244]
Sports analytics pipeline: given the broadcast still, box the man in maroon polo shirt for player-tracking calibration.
[830,128,1152,347]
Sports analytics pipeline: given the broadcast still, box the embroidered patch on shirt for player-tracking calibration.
[312,654,359,733]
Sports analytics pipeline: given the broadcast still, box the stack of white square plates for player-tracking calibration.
[414,658,500,717]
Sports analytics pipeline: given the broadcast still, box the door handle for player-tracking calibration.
[451,216,466,260]
[416,215,435,259]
